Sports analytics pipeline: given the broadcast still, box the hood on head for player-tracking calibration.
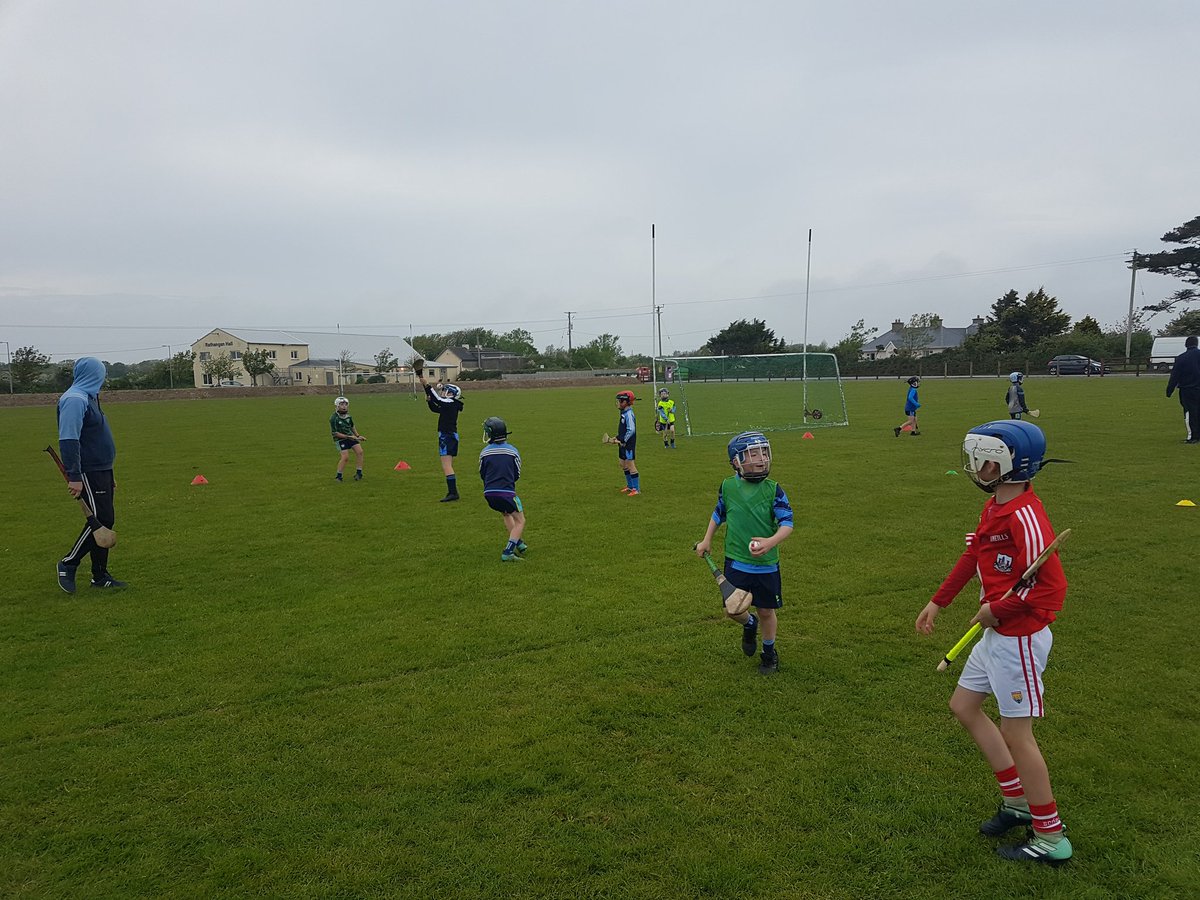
[72,357,107,395]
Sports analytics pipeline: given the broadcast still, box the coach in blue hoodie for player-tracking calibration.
[56,357,126,592]
[1166,335,1200,444]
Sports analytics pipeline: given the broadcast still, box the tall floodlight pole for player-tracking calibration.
[651,223,657,391]
[803,229,813,384]
[1125,250,1138,363]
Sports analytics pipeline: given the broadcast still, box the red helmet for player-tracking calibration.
[616,391,635,404]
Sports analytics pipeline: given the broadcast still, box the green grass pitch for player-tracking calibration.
[1,376,1197,898]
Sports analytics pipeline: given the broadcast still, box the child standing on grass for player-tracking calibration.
[479,417,527,562]
[613,390,640,495]
[1005,372,1031,420]
[330,396,365,482]
[915,419,1071,866]
[418,364,464,502]
[694,431,793,675]
[894,376,921,436]
[656,387,677,449]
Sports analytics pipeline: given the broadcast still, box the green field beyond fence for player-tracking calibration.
[1,376,1197,898]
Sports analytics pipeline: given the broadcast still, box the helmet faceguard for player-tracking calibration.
[334,396,349,408]
[658,388,669,398]
[907,376,921,387]
[482,416,509,442]
[727,431,772,482]
[962,420,1046,493]
[442,384,462,400]
[616,390,635,407]
[1009,372,1024,384]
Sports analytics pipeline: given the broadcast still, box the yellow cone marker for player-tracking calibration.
[1177,499,1196,507]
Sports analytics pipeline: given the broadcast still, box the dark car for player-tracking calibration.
[1047,354,1107,375]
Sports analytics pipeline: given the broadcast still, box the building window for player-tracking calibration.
[202,374,214,385]
[230,351,242,360]
[291,350,299,359]
[268,350,276,359]
[199,352,210,361]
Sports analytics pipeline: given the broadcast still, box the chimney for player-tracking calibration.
[892,320,904,332]
[972,316,984,326]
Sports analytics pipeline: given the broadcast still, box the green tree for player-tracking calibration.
[171,350,196,387]
[497,328,537,360]
[200,352,241,386]
[704,319,785,355]
[832,319,878,367]
[1136,215,1200,285]
[972,287,1071,350]
[241,349,276,386]
[11,345,50,392]
[1160,308,1200,337]
[575,334,622,369]
[1073,315,1101,335]
[373,348,400,375]
[897,313,942,356]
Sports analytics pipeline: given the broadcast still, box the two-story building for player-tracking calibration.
[861,317,984,361]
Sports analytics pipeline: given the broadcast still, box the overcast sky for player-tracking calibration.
[1,0,1196,364]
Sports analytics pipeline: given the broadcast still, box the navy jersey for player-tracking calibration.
[56,357,116,478]
[425,385,464,433]
[479,441,521,496]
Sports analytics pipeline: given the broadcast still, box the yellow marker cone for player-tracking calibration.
[1177,499,1196,507]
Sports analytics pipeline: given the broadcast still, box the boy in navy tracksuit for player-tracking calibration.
[419,369,465,501]
[479,417,527,562]
[55,357,126,592]
[1166,335,1200,443]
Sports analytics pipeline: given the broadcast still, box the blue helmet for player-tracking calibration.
[727,431,772,482]
[962,420,1046,493]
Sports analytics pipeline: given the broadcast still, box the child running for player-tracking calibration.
[479,417,527,562]
[915,419,1071,865]
[330,396,365,481]
[694,431,793,674]
[894,376,921,436]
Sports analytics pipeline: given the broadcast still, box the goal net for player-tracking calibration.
[652,353,848,437]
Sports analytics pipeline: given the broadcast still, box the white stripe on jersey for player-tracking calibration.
[1013,505,1047,602]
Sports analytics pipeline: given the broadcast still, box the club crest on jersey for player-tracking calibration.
[1011,691,1024,704]
[994,554,1014,574]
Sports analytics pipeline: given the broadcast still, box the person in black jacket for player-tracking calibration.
[1166,335,1200,444]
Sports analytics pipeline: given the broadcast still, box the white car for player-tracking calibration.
[216,380,245,387]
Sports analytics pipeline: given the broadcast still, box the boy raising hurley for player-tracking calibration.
[915,420,1071,866]
[418,367,464,502]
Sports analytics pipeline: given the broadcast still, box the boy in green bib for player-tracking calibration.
[695,431,794,674]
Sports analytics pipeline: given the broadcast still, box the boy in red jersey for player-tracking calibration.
[915,420,1071,866]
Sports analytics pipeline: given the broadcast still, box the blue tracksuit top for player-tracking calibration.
[479,441,521,496]
[56,357,116,479]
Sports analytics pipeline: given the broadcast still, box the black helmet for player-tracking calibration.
[483,416,509,442]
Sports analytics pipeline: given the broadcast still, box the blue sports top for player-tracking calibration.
[479,441,521,495]
[56,357,116,479]
[617,407,636,442]
[905,385,920,415]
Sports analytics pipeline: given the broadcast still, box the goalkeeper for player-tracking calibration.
[655,388,677,449]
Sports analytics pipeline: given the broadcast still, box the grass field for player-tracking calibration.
[2,375,1197,898]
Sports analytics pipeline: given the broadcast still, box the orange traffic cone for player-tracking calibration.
[802,432,814,439]
[191,474,208,485]
[394,460,411,471]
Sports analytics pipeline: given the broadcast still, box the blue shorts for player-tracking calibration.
[335,438,360,451]
[723,560,783,609]
[485,494,523,515]
[438,432,459,457]
[618,436,636,461]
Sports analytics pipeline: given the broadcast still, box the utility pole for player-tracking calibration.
[565,311,574,368]
[1125,250,1138,363]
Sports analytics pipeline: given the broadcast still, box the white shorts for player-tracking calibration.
[958,626,1053,718]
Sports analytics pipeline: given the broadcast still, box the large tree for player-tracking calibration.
[11,345,50,392]
[1136,215,1200,285]
[970,287,1071,351]
[200,352,241,385]
[704,319,785,356]
[897,313,942,356]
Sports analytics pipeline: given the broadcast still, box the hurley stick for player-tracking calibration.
[936,528,1071,671]
[694,545,753,616]
[45,446,117,548]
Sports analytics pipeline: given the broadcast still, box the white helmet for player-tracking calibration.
[334,396,349,407]
[1009,372,1024,384]
[442,384,462,399]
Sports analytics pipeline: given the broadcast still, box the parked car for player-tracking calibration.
[1047,355,1107,375]
[216,380,245,387]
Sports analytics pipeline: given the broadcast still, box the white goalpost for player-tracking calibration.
[651,352,849,437]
